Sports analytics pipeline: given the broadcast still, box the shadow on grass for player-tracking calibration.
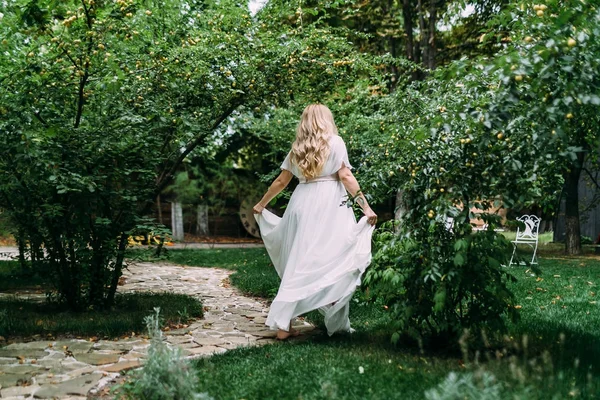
[0,260,49,292]
[514,318,600,373]
[0,292,203,339]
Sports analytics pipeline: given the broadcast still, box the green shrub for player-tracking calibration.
[115,308,211,400]
[365,213,519,346]
[581,236,593,245]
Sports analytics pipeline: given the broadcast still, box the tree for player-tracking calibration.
[488,0,600,254]
[0,0,369,309]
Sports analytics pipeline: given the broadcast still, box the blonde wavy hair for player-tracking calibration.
[291,104,338,180]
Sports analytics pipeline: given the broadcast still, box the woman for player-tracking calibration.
[253,104,377,340]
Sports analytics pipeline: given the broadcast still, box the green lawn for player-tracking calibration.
[154,247,600,399]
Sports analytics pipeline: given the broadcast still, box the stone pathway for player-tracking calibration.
[0,262,315,399]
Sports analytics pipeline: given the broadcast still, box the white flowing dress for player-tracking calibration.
[254,135,374,336]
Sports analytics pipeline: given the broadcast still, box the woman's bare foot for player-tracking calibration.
[276,328,301,340]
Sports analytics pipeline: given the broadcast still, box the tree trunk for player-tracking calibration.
[17,229,27,271]
[395,189,408,233]
[157,194,163,225]
[171,201,184,241]
[402,0,414,61]
[387,0,399,87]
[196,204,209,236]
[105,233,129,308]
[417,0,427,71]
[428,0,438,70]
[564,163,583,255]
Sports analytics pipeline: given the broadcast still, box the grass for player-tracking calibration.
[500,231,599,255]
[194,341,450,400]
[0,293,203,339]
[507,256,600,372]
[0,260,48,292]
[150,247,600,399]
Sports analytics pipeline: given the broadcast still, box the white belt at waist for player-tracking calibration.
[299,173,340,184]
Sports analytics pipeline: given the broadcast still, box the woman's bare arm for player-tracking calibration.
[338,166,377,225]
[253,170,294,214]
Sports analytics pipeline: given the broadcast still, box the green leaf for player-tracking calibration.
[453,252,466,267]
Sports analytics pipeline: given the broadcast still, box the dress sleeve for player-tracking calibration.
[333,136,353,171]
[280,151,293,171]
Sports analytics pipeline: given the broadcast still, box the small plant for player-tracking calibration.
[114,308,212,400]
[177,307,190,325]
[425,371,503,400]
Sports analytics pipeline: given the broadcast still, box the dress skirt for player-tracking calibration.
[254,179,374,336]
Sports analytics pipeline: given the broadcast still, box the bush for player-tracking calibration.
[581,236,593,245]
[365,216,518,346]
[115,308,211,400]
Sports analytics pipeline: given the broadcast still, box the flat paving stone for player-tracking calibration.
[1,364,45,375]
[53,341,94,354]
[186,346,228,357]
[74,353,120,366]
[193,337,227,346]
[0,348,48,359]
[100,360,141,373]
[4,342,52,351]
[33,373,102,398]
[1,383,41,398]
[0,374,30,389]
[93,341,135,352]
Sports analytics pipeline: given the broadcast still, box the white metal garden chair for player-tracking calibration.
[509,215,541,266]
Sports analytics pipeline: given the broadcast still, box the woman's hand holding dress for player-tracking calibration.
[253,203,265,214]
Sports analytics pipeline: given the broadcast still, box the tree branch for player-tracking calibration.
[74,6,95,129]
[33,110,48,127]
[583,167,600,190]
[80,0,93,29]
[154,99,242,196]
